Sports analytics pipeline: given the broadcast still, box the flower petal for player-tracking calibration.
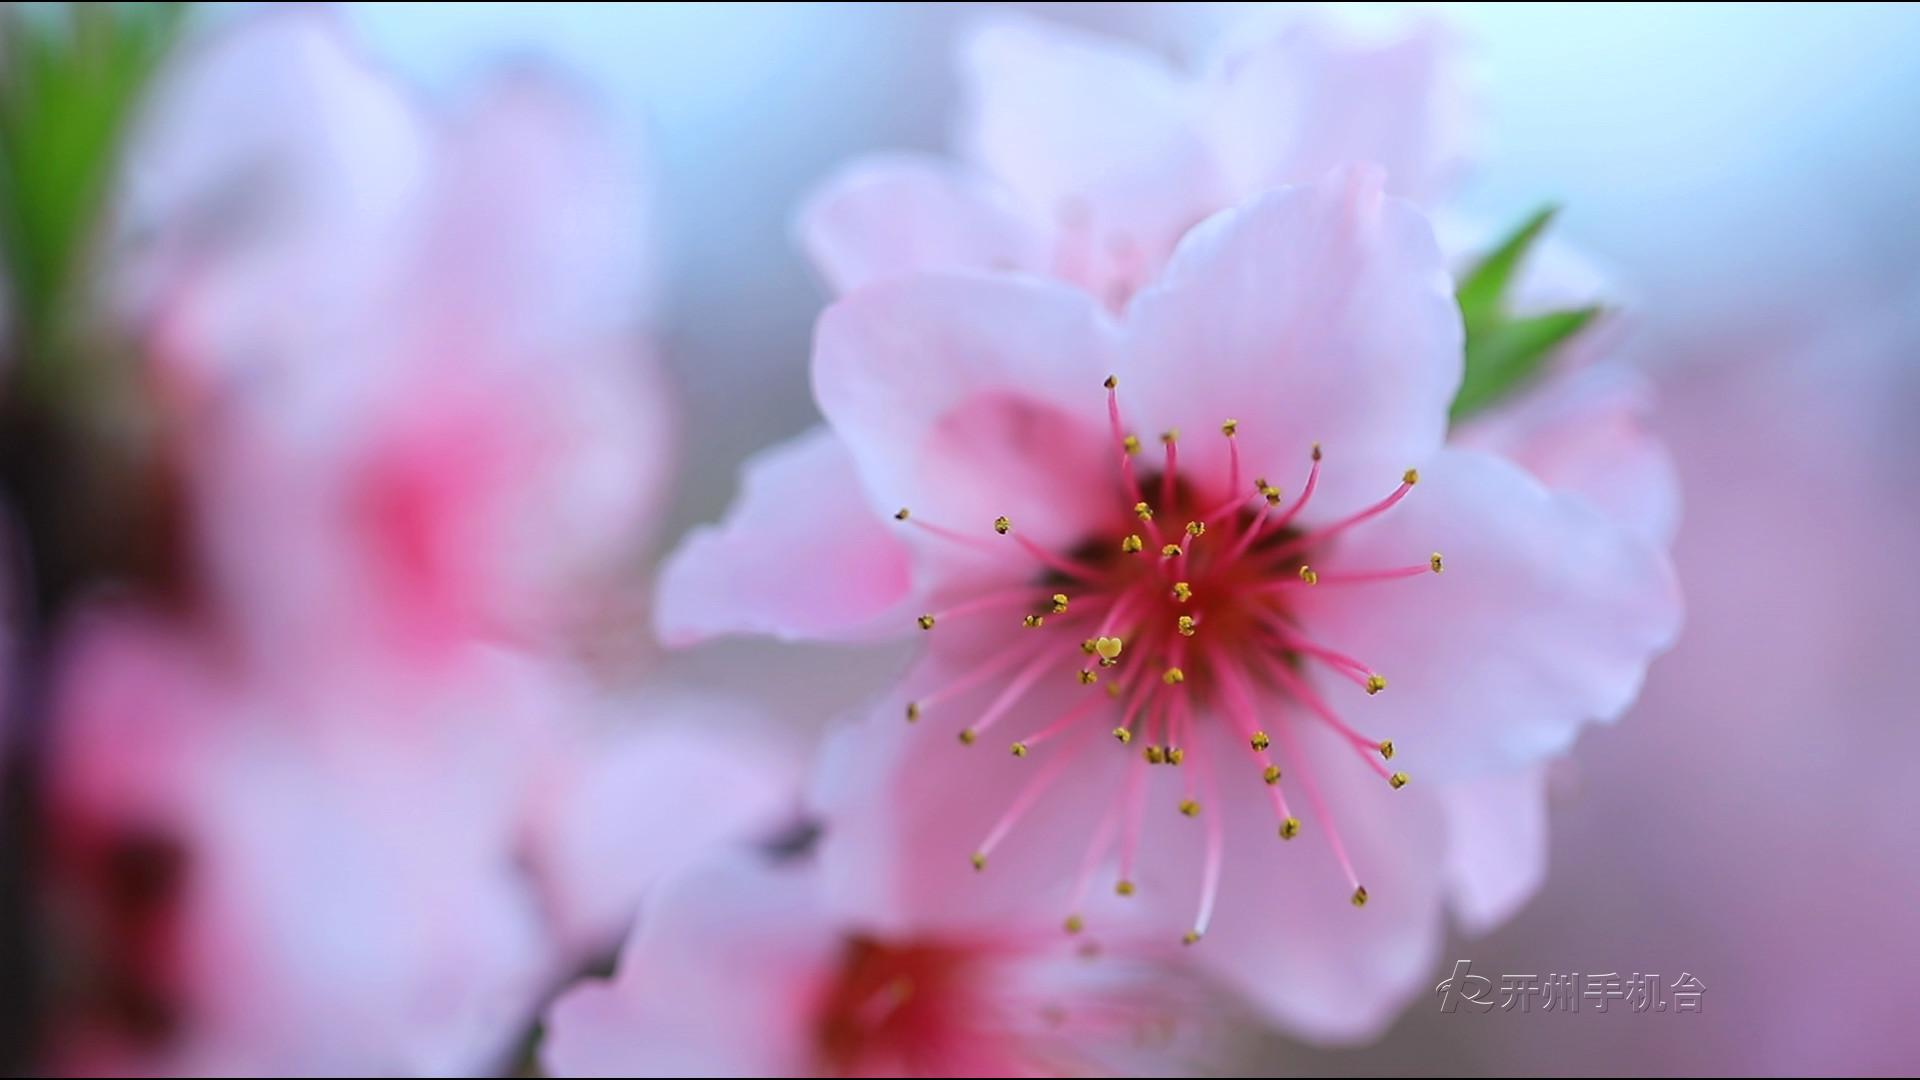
[813,650,1130,935]
[526,698,803,956]
[543,855,838,1077]
[795,152,1049,295]
[956,15,1224,298]
[1294,446,1682,780]
[1436,765,1551,936]
[1150,718,1448,1042]
[1203,16,1473,203]
[654,426,918,645]
[1456,364,1682,548]
[1121,167,1462,520]
[812,272,1122,554]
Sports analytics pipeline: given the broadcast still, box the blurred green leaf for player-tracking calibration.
[0,3,187,399]
[1450,204,1600,422]
[1451,305,1600,420]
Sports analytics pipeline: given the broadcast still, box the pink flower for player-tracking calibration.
[799,13,1468,306]
[658,169,1680,1038]
[543,851,1207,1077]
[30,12,785,1072]
[116,10,672,672]
[789,9,1681,965]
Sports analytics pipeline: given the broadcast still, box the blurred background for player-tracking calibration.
[3,2,1918,1076]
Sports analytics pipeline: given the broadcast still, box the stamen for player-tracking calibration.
[1010,689,1113,751]
[1266,709,1366,901]
[1259,654,1394,781]
[1160,430,1179,511]
[973,727,1096,868]
[1187,739,1226,945]
[962,646,1074,743]
[1268,468,1418,563]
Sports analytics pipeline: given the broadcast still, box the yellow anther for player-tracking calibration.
[894,507,911,521]
[1093,636,1124,661]
[1403,467,1420,486]
[1182,930,1202,946]
[1160,429,1179,445]
[1105,683,1123,698]
[1064,913,1084,934]
[1311,442,1323,461]
[1177,615,1196,637]
[1081,638,1097,655]
[1134,501,1153,521]
[1166,747,1184,765]
[1078,669,1098,685]
[917,614,936,630]
[1177,798,1200,817]
[1298,565,1319,585]
[1389,771,1410,790]
[1050,593,1070,613]
[1161,543,1182,558]
[1112,726,1132,744]
[905,702,921,723]
[1263,764,1283,785]
[1010,742,1029,758]
[1263,486,1283,505]
[1430,552,1444,573]
[1185,520,1205,537]
[993,515,1011,535]
[1377,739,1395,761]
[1254,476,1269,492]
[1121,533,1144,553]
[1279,817,1301,839]
[1365,673,1387,695]
[1162,667,1185,685]
[957,728,977,746]
[1249,730,1270,751]
[1103,374,1118,390]
[1122,434,1140,455]
[971,852,987,872]
[1172,581,1192,602]
[1221,418,1238,437]
[1351,886,1370,908]
[1144,746,1165,765]
[1022,614,1046,628]
[1115,879,1135,897]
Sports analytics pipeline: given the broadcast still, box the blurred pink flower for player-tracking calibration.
[543,850,1206,1077]
[799,12,1467,307]
[29,11,782,1074]
[116,10,673,674]
[659,169,1680,1038]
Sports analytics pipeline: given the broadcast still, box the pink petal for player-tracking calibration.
[795,152,1049,295]
[1203,16,1474,204]
[654,426,918,644]
[1121,167,1462,521]
[1293,447,1682,780]
[812,653,1131,935]
[1436,766,1551,936]
[1456,364,1682,548]
[526,698,804,957]
[543,855,839,1077]
[812,272,1122,555]
[956,15,1225,298]
[1138,719,1447,1042]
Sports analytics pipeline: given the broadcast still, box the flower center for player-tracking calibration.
[896,378,1440,943]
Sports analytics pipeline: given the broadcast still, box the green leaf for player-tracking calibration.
[1451,305,1600,421]
[0,3,188,400]
[1455,204,1558,341]
[1450,204,1602,422]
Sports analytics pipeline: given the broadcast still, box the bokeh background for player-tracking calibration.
[7,2,1920,1075]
